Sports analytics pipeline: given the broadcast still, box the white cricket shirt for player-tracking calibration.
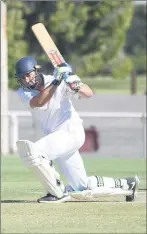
[17,74,82,134]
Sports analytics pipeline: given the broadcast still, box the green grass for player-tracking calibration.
[82,75,146,94]
[1,155,146,233]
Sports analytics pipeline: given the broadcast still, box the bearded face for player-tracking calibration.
[18,70,44,90]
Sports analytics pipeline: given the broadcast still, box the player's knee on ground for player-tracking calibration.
[16,140,65,198]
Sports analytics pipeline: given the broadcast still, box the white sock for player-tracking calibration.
[88,176,129,190]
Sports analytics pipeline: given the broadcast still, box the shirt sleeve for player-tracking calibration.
[17,88,39,109]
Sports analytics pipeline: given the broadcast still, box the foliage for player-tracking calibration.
[79,1,134,77]
[125,5,146,56]
[48,1,135,77]
[111,56,134,79]
[125,4,146,73]
[6,1,29,89]
[132,55,146,73]
[5,1,145,89]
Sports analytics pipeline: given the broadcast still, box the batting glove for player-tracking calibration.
[52,63,72,85]
[64,74,83,92]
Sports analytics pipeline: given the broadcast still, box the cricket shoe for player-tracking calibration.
[37,192,71,203]
[125,175,140,202]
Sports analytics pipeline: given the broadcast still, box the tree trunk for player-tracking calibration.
[130,71,137,94]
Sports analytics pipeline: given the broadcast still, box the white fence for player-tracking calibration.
[1,111,146,158]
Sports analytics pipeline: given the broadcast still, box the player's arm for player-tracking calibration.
[64,74,94,99]
[30,65,72,108]
[30,83,57,108]
[78,83,94,98]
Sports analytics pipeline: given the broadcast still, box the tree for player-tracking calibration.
[6,1,29,89]
[23,1,134,77]
[79,1,134,77]
[125,4,146,73]
[48,1,134,77]
[6,0,135,89]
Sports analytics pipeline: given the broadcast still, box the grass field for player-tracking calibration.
[82,75,146,94]
[1,155,146,234]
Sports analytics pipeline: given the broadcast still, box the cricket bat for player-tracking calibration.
[32,23,65,67]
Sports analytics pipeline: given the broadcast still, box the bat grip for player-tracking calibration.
[62,73,69,81]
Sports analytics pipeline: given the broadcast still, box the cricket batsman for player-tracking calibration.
[15,57,140,203]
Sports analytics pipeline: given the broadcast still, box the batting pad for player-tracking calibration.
[16,140,65,198]
[70,187,132,201]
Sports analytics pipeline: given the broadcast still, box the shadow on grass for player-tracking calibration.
[1,199,128,203]
[1,200,37,203]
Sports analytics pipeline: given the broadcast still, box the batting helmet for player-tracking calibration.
[15,57,41,78]
[15,57,43,89]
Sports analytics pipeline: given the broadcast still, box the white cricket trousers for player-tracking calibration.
[34,121,88,191]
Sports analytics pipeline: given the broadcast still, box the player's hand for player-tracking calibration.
[64,74,83,92]
[52,63,72,86]
[58,63,72,74]
[53,63,72,80]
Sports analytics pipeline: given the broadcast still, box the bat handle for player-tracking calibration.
[62,73,69,81]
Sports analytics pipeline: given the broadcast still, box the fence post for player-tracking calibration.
[10,114,19,153]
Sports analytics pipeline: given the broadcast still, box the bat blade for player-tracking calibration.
[32,23,65,67]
